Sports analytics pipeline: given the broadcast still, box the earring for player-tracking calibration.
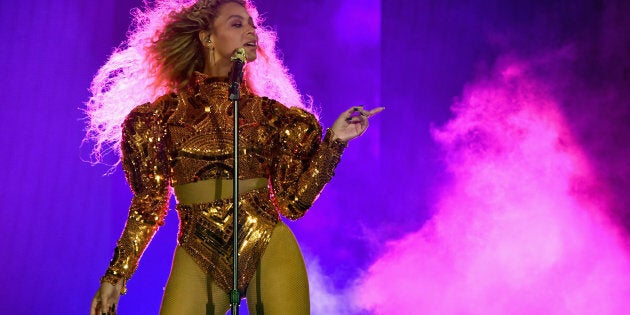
[209,45,216,67]
[205,38,216,66]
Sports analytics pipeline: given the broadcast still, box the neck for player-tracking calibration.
[204,59,231,77]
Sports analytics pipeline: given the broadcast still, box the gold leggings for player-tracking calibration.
[159,221,310,315]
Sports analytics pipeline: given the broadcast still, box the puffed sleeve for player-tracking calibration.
[269,103,347,220]
[100,101,172,293]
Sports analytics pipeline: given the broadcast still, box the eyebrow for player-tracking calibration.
[225,15,256,27]
[226,15,250,21]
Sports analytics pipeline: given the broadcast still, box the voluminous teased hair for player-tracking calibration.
[85,0,310,165]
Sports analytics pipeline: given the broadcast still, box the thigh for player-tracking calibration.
[246,221,310,315]
[160,247,230,315]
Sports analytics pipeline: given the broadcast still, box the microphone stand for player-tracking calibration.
[228,48,246,315]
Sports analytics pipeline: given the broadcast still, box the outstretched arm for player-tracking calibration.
[270,104,383,220]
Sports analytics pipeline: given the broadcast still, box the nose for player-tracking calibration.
[245,23,256,35]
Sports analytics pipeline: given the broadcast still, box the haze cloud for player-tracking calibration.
[352,53,630,313]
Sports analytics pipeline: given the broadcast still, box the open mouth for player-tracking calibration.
[244,41,257,48]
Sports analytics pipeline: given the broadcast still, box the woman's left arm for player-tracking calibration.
[269,104,383,220]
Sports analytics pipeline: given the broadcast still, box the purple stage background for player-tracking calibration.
[1,0,629,314]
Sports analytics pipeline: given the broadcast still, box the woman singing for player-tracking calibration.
[87,0,383,314]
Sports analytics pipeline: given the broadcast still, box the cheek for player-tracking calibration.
[216,36,240,57]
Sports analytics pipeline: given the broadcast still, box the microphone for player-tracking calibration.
[228,48,247,101]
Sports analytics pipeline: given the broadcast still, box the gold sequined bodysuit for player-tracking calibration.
[101,73,346,294]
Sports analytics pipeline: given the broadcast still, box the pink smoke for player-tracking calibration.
[353,58,630,314]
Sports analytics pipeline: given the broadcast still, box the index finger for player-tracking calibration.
[100,293,111,315]
[366,107,385,117]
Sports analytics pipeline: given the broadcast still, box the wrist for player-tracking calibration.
[100,272,127,295]
[324,128,348,151]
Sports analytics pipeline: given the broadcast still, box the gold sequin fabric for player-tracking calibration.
[101,72,347,293]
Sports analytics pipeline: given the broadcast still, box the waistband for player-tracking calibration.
[174,178,268,205]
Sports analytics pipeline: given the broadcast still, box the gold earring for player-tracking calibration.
[209,45,216,67]
[204,38,216,66]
